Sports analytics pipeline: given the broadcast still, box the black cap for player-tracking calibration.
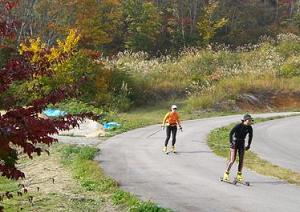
[242,114,254,121]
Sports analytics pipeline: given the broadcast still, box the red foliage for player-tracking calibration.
[0,0,18,39]
[81,49,102,59]
[0,1,96,180]
[178,17,193,26]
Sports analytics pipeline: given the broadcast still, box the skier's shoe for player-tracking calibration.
[172,146,176,153]
[236,171,244,182]
[223,171,230,181]
[163,146,167,153]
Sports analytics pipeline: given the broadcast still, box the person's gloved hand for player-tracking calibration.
[161,125,165,130]
[179,126,183,131]
[245,145,250,151]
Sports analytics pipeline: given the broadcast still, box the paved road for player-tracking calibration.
[253,116,300,173]
[96,113,300,212]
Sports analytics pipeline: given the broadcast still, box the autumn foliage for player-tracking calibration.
[0,1,94,180]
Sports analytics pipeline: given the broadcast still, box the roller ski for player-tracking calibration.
[233,172,250,186]
[220,177,237,185]
[220,171,237,185]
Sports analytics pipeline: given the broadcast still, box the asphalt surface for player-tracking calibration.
[96,112,300,212]
[253,116,300,173]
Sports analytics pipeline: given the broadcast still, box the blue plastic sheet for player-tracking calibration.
[43,108,67,117]
[103,122,121,129]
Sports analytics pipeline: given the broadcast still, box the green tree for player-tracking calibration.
[123,0,161,52]
[197,1,228,46]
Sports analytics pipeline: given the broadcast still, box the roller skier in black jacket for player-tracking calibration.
[223,114,253,182]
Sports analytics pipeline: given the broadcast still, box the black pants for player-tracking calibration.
[165,125,177,147]
[234,146,245,172]
[227,144,245,172]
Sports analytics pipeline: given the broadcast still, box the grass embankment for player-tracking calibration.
[107,35,300,112]
[188,75,300,111]
[0,144,170,211]
[208,117,300,185]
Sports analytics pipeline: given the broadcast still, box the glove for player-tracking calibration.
[245,145,250,151]
[161,125,165,130]
[179,126,182,131]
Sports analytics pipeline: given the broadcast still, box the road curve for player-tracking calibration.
[96,112,300,212]
[253,116,300,173]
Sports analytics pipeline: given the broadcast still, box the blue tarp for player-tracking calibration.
[43,108,67,117]
[103,122,121,130]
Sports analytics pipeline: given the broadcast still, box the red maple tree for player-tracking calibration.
[0,0,95,180]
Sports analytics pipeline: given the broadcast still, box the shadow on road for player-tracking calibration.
[250,181,289,185]
[176,151,211,154]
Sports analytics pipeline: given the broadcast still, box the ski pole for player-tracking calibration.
[147,127,163,138]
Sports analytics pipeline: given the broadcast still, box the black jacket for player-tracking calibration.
[229,123,253,147]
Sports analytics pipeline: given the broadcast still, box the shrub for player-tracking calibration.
[276,33,300,58]
[278,56,300,78]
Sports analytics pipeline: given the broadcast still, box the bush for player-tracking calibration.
[55,99,104,115]
[188,50,217,76]
[216,50,241,70]
[278,56,300,78]
[276,33,300,58]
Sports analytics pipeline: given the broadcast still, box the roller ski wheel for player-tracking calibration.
[166,151,177,155]
[233,178,250,186]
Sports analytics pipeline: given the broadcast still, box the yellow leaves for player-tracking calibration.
[57,29,81,54]
[214,18,228,29]
[19,38,46,63]
[19,29,80,65]
[197,1,228,45]
[47,47,60,62]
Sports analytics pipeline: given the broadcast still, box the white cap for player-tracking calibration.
[171,105,177,109]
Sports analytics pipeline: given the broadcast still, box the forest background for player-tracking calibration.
[2,0,300,113]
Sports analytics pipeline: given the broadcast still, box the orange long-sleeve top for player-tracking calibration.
[162,111,181,126]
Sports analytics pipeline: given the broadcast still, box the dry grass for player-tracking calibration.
[187,75,300,111]
[0,147,122,212]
